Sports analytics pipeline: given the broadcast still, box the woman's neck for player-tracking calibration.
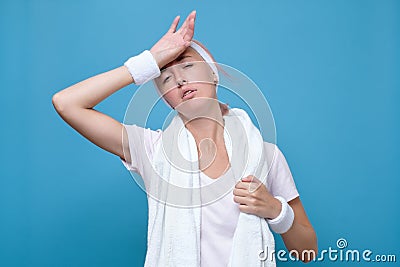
[181,102,225,143]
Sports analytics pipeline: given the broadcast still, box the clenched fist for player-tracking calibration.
[233,175,282,220]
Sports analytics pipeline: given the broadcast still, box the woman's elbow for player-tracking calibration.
[52,92,73,114]
[52,92,64,112]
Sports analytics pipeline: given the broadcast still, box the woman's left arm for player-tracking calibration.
[281,196,318,263]
[233,176,317,263]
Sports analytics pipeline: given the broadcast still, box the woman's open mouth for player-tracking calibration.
[182,89,197,100]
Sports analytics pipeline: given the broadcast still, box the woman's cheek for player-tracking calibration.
[164,90,181,108]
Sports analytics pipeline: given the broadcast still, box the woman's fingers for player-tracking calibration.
[235,176,259,189]
[233,195,251,205]
[235,177,264,194]
[168,15,180,33]
[241,175,260,183]
[177,10,196,34]
[233,188,248,197]
[176,16,187,34]
[183,17,195,41]
[150,11,196,68]
[235,180,249,190]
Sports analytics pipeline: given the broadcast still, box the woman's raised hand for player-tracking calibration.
[150,11,196,69]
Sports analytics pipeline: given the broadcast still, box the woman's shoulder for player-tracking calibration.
[122,123,163,147]
[262,142,292,177]
[263,142,299,201]
[262,141,279,166]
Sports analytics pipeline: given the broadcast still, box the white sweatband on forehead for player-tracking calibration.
[267,196,295,234]
[189,41,219,81]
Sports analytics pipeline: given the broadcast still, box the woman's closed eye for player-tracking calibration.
[183,63,194,69]
[161,62,194,84]
[163,75,172,84]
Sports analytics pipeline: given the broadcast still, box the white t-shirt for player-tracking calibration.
[120,124,299,267]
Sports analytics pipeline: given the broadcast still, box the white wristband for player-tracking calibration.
[267,196,294,234]
[123,50,161,85]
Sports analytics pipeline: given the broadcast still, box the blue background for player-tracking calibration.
[1,0,399,266]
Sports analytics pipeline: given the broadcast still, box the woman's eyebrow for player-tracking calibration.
[177,55,192,61]
[160,55,193,72]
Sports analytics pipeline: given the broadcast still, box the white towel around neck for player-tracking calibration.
[144,108,276,267]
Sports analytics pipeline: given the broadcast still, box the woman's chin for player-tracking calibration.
[176,97,219,120]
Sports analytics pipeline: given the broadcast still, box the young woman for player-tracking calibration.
[52,11,317,266]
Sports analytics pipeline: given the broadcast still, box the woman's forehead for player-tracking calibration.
[162,47,204,70]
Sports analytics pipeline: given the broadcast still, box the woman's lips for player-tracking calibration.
[182,89,197,100]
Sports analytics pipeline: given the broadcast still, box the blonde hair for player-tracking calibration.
[191,39,229,116]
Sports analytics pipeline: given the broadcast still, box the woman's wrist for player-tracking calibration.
[121,65,135,84]
[266,196,295,234]
[264,196,282,220]
[149,49,162,69]
[123,50,161,85]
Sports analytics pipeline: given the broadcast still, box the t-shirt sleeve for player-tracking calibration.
[264,142,299,202]
[120,123,162,176]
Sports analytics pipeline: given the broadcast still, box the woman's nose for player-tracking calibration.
[176,79,188,87]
